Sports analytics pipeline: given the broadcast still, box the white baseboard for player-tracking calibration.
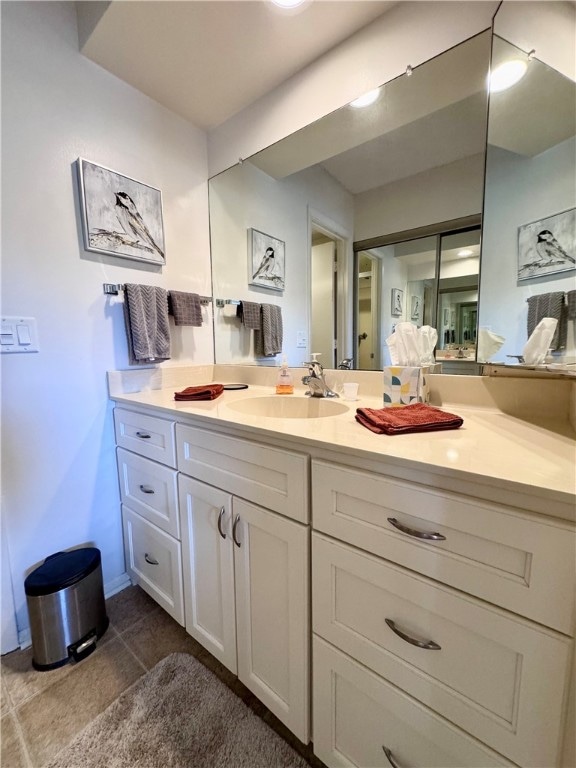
[104,572,132,599]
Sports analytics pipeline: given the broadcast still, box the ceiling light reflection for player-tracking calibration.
[350,88,381,109]
[489,59,528,92]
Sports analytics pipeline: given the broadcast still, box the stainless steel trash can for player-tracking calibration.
[24,548,109,670]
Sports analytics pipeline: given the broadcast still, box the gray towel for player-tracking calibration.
[567,290,576,320]
[255,304,283,357]
[168,291,202,326]
[236,301,261,329]
[124,284,171,364]
[526,291,567,350]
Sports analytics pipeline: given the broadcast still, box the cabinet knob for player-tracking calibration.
[387,517,446,541]
[144,553,159,565]
[385,618,441,650]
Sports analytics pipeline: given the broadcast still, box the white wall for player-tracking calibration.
[354,154,485,241]
[208,2,498,176]
[210,162,353,367]
[479,138,576,359]
[1,1,212,643]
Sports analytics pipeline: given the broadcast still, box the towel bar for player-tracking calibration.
[103,284,212,305]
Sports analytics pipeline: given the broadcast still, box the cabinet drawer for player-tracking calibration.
[313,533,570,768]
[313,637,514,768]
[312,459,576,634]
[114,408,176,467]
[176,425,309,523]
[122,506,184,625]
[117,449,179,538]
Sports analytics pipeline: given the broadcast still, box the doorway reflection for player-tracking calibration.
[354,223,481,370]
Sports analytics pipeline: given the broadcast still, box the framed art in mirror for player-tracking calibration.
[77,158,166,265]
[517,208,576,281]
[248,228,285,291]
[391,288,403,317]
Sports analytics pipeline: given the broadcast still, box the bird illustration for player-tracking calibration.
[535,230,575,265]
[253,247,276,280]
[115,192,164,258]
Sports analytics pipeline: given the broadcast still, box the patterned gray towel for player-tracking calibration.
[236,301,261,329]
[526,291,567,350]
[255,304,283,357]
[124,284,171,364]
[567,290,576,320]
[168,291,202,326]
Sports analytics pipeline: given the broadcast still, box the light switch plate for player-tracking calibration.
[296,331,308,348]
[1,316,39,353]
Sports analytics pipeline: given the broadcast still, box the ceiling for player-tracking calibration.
[77,0,396,130]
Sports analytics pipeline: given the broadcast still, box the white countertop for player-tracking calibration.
[110,382,576,519]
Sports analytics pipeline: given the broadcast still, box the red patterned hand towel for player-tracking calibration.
[355,403,463,435]
[174,384,224,401]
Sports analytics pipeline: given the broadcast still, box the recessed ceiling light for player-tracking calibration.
[457,249,474,257]
[270,0,307,7]
[489,60,528,92]
[350,88,380,109]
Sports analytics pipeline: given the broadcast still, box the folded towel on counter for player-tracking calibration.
[566,290,576,320]
[255,304,283,357]
[526,292,566,350]
[123,284,170,365]
[168,291,203,326]
[355,403,463,435]
[174,384,224,401]
[236,301,261,329]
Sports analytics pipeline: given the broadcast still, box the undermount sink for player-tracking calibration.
[226,395,350,419]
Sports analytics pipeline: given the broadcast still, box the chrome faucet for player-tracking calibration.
[302,361,339,398]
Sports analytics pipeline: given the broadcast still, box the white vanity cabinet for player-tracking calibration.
[177,425,310,744]
[311,459,575,768]
[114,408,184,625]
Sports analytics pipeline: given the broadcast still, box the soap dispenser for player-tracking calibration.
[275,355,294,395]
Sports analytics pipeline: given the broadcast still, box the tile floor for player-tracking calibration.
[1,585,323,768]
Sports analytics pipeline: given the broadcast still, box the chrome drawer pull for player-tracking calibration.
[144,553,159,565]
[382,746,402,768]
[217,507,227,540]
[387,517,446,541]
[139,485,155,494]
[135,431,152,439]
[385,618,441,650]
[232,514,241,547]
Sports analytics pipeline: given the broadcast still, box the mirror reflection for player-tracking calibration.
[209,31,491,370]
[478,15,576,367]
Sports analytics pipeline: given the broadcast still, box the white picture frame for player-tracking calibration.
[77,158,166,265]
[391,288,403,316]
[248,228,285,291]
[518,208,575,281]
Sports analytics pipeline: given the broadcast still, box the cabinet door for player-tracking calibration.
[233,498,309,744]
[178,476,237,674]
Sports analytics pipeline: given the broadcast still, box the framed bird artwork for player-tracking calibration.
[517,208,575,281]
[248,228,285,291]
[77,159,166,265]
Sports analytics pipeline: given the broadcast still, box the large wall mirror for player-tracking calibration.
[209,29,491,371]
[478,2,576,367]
